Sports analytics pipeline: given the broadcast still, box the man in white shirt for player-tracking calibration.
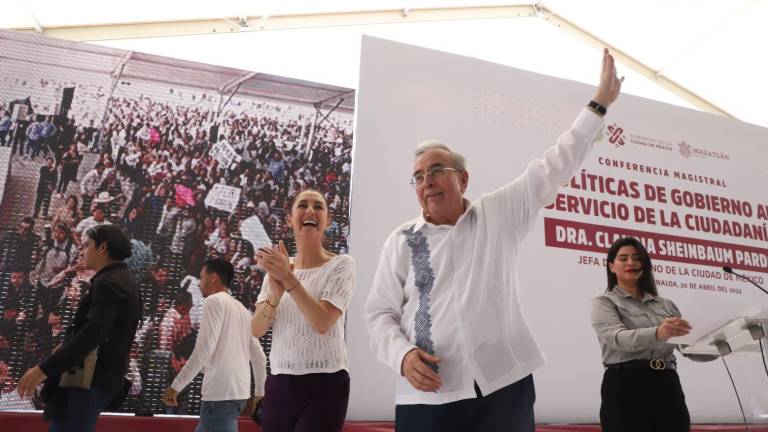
[364,49,623,431]
[163,258,267,432]
[75,204,112,245]
[79,162,105,215]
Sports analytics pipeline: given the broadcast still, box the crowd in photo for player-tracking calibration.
[0,85,354,415]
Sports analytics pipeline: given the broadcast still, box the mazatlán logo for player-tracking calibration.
[677,140,730,160]
[606,123,625,148]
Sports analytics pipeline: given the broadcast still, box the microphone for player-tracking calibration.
[723,266,768,296]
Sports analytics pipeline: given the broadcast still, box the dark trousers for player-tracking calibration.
[27,139,40,158]
[81,194,94,215]
[47,387,113,432]
[11,134,23,155]
[600,367,690,432]
[395,374,536,432]
[261,370,350,432]
[57,173,74,194]
[34,189,54,217]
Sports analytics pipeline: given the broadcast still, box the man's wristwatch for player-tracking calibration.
[587,100,607,116]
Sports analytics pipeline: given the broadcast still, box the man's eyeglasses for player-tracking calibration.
[410,167,460,188]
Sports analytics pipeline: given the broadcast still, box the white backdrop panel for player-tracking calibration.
[346,36,768,422]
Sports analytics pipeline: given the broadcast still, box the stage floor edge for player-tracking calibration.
[0,412,766,432]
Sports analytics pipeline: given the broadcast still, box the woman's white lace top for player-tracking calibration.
[257,254,356,375]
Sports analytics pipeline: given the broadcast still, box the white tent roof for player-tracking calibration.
[0,29,356,110]
[3,0,765,127]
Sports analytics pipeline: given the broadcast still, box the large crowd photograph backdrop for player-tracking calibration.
[0,29,355,415]
[348,36,768,422]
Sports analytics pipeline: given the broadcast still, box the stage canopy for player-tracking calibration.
[1,0,764,127]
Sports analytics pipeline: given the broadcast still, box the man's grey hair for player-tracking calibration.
[414,140,467,171]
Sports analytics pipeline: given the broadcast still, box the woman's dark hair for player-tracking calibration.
[204,258,235,286]
[66,195,79,208]
[238,239,255,258]
[605,237,657,296]
[85,225,133,261]
[174,290,193,308]
[290,188,327,209]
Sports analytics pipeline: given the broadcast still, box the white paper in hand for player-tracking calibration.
[241,215,273,251]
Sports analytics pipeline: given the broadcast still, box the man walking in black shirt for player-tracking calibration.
[18,225,141,432]
[0,217,41,275]
[34,157,58,218]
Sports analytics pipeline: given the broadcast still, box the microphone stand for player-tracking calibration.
[720,267,768,430]
[723,266,768,296]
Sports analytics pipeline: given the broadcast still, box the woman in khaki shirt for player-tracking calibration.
[591,237,693,432]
